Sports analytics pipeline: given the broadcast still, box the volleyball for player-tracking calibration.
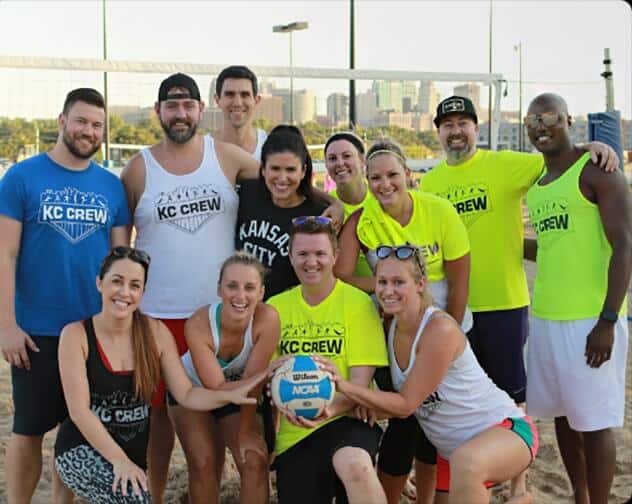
[270,355,335,420]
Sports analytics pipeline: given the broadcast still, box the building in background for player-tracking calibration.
[418,81,441,114]
[326,92,348,126]
[453,83,481,109]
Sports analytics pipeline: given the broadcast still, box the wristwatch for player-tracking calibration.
[599,309,618,323]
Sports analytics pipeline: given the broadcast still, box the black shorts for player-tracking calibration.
[378,415,436,475]
[12,335,68,436]
[273,416,383,504]
[373,367,437,475]
[468,307,528,403]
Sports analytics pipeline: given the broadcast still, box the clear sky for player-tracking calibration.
[0,0,630,120]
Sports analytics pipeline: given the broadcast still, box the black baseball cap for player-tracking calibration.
[434,96,478,127]
[158,73,201,102]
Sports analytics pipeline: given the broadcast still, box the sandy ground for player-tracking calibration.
[0,261,630,503]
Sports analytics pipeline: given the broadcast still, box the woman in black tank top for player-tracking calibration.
[54,246,265,503]
[236,125,329,300]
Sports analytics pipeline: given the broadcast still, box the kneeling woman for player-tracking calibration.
[55,247,262,503]
[171,253,279,504]
[320,245,538,504]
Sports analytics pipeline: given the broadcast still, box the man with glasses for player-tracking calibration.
[524,93,631,504]
[268,216,388,504]
[0,88,130,503]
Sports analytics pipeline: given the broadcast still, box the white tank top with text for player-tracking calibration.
[389,306,522,457]
[135,136,238,318]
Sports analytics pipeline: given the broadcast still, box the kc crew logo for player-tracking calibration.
[154,184,224,233]
[528,198,571,246]
[279,321,346,356]
[38,187,109,243]
[440,182,491,226]
[91,390,150,442]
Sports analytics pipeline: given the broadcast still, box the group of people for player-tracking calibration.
[0,65,629,504]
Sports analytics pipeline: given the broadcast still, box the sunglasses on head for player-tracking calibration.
[376,245,425,274]
[110,246,151,267]
[292,215,333,227]
[523,112,563,128]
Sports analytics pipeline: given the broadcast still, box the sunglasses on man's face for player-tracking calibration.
[110,246,151,267]
[523,112,563,128]
[292,215,333,227]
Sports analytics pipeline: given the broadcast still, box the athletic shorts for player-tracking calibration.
[468,307,528,403]
[273,416,383,504]
[373,367,437,475]
[435,415,538,493]
[151,318,188,408]
[11,335,68,436]
[55,444,150,503]
[377,415,437,475]
[527,315,628,431]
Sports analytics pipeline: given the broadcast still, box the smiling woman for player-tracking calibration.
[53,247,265,503]
[235,125,328,300]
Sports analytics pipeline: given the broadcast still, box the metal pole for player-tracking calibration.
[487,0,493,149]
[349,0,356,129]
[601,48,615,111]
[289,32,294,125]
[102,0,110,166]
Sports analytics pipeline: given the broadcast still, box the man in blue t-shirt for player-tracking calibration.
[0,88,130,503]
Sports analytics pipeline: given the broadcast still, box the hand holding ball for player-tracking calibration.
[270,355,335,420]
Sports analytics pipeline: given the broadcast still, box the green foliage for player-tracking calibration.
[0,114,442,163]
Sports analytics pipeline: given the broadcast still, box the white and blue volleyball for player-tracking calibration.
[271,355,335,420]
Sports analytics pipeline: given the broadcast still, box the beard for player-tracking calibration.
[445,134,474,161]
[62,128,101,160]
[160,118,198,144]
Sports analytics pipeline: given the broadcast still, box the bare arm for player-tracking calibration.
[184,307,227,390]
[120,154,145,239]
[326,317,461,418]
[333,210,376,293]
[443,253,470,325]
[0,216,38,369]
[312,187,345,231]
[157,321,260,410]
[583,166,632,368]
[236,305,280,460]
[581,142,620,172]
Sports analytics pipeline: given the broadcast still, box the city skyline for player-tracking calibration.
[0,1,629,122]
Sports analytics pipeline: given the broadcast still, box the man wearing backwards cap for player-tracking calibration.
[122,73,343,502]
[121,72,264,502]
[420,95,618,499]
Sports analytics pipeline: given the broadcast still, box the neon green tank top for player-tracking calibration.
[330,187,373,277]
[526,152,613,319]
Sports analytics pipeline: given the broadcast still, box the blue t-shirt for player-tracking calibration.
[0,154,130,336]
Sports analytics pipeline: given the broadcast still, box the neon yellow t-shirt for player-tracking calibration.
[330,187,374,278]
[268,280,388,455]
[356,190,470,282]
[421,149,543,311]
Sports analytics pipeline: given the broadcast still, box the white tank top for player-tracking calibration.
[388,306,522,457]
[252,129,267,162]
[134,136,238,318]
[181,302,255,385]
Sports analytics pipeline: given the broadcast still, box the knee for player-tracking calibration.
[332,446,375,486]
[239,450,268,479]
[185,447,219,478]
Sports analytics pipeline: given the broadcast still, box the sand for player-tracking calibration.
[1,262,630,503]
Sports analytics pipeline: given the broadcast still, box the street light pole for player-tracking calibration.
[273,21,309,125]
[514,42,523,151]
[102,0,110,166]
